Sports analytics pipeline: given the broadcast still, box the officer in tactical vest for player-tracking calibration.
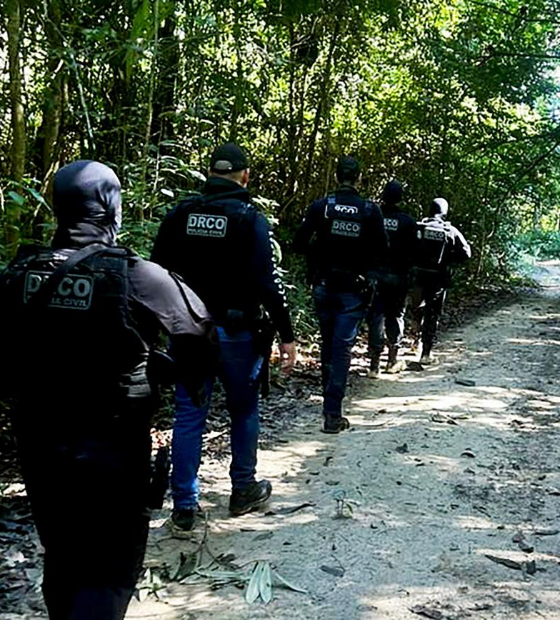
[294,156,388,433]
[410,197,471,363]
[367,180,418,377]
[0,161,216,620]
[151,143,296,534]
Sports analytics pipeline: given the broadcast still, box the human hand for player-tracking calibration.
[279,341,296,374]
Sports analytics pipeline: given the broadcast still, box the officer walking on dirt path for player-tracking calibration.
[151,142,296,534]
[294,156,388,434]
[0,160,216,620]
[410,197,471,363]
[367,180,418,378]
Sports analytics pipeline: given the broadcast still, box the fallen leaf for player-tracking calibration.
[273,570,307,594]
[320,565,344,577]
[519,540,534,553]
[431,413,458,425]
[173,552,198,581]
[265,502,316,516]
[485,554,522,570]
[455,378,476,387]
[246,562,263,604]
[410,605,443,619]
[259,562,273,604]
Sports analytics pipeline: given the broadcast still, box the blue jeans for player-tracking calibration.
[313,284,368,417]
[171,327,260,510]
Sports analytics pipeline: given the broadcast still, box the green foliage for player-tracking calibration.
[1,0,560,283]
[513,229,560,261]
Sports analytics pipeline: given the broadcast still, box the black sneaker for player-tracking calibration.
[322,416,350,434]
[229,480,272,516]
[170,507,197,536]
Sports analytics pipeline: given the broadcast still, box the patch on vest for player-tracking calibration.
[333,204,359,215]
[423,227,446,241]
[187,213,228,238]
[24,271,94,310]
[384,218,399,232]
[331,220,361,237]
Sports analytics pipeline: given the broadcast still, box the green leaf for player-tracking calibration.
[7,191,24,206]
[259,561,273,604]
[245,562,263,604]
[26,187,49,208]
[272,569,308,594]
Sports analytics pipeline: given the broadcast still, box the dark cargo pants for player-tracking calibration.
[409,270,448,349]
[368,272,409,354]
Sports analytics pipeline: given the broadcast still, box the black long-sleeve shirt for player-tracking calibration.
[151,177,294,343]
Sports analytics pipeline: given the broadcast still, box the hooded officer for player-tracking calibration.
[410,197,471,363]
[367,179,418,377]
[294,155,388,433]
[0,160,216,620]
[151,142,296,534]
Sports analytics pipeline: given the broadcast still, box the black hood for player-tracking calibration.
[51,160,122,249]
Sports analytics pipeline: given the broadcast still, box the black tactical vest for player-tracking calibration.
[417,218,452,269]
[174,196,258,322]
[1,245,149,411]
[315,194,373,278]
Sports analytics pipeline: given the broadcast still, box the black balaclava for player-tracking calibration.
[430,197,449,219]
[382,180,403,207]
[51,160,122,249]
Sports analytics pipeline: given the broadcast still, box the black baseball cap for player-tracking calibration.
[382,180,403,205]
[210,143,249,173]
[336,156,360,183]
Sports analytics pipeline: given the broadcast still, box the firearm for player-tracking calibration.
[147,445,170,510]
[250,311,275,398]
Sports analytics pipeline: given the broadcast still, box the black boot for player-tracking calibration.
[229,480,272,516]
[322,414,350,434]
[420,342,434,364]
[386,345,406,374]
[368,352,381,378]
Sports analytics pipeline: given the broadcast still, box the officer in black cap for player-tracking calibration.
[410,197,471,363]
[151,142,296,533]
[294,155,388,433]
[0,160,216,620]
[367,179,418,377]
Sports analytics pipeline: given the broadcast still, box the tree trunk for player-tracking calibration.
[6,0,26,255]
[38,0,64,203]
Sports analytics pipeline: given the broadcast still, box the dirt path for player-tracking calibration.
[124,263,560,620]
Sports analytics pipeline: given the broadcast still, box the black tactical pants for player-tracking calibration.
[368,272,409,353]
[15,406,152,620]
[409,271,447,348]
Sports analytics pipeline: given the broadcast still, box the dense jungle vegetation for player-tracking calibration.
[1,0,560,292]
